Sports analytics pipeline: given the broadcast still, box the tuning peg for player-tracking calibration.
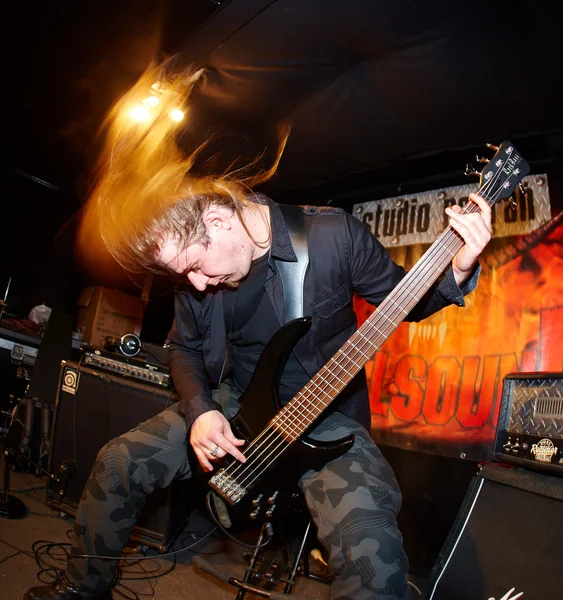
[476,155,490,164]
[508,196,518,210]
[486,143,500,152]
[465,163,480,177]
[518,181,527,196]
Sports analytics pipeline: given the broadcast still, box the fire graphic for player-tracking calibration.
[355,212,563,460]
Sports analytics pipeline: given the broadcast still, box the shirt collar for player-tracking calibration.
[258,195,297,262]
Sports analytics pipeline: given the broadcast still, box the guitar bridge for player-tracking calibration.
[210,469,247,504]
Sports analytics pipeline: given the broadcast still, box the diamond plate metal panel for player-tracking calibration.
[508,377,563,438]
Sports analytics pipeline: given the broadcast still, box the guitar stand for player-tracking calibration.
[193,518,331,599]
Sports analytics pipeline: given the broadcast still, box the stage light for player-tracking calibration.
[145,95,160,107]
[130,105,150,121]
[169,109,184,122]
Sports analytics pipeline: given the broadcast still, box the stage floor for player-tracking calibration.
[0,458,334,600]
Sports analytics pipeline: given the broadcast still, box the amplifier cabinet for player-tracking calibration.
[47,361,189,552]
[427,463,563,600]
[493,372,563,475]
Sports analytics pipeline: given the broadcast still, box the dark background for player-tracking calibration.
[3,0,563,339]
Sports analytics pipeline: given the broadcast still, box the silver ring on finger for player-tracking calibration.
[210,445,219,458]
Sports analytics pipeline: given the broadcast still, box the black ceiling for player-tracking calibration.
[6,0,563,204]
[4,0,563,307]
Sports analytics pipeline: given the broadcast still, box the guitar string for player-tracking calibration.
[218,235,472,496]
[215,252,453,499]
[280,163,524,443]
[268,157,517,437]
[268,152,519,437]
[220,218,469,495]
[218,180,503,497]
[217,166,510,495]
[216,156,522,495]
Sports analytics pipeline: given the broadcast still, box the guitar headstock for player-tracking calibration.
[465,141,530,206]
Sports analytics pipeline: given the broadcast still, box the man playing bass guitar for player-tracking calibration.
[25,66,498,600]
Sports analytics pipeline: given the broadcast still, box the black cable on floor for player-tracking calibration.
[0,550,23,565]
[25,525,219,598]
[69,526,218,561]
[179,530,225,555]
[0,536,36,562]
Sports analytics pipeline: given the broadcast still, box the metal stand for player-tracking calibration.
[193,515,332,599]
[0,448,27,519]
[0,441,74,520]
[234,520,311,598]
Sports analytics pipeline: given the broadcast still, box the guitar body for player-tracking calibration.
[210,317,354,527]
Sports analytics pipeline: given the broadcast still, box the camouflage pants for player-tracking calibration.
[66,405,410,599]
[300,413,410,599]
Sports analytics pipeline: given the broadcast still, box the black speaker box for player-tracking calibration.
[47,361,189,552]
[427,463,563,600]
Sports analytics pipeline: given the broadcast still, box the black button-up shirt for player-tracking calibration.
[167,198,478,431]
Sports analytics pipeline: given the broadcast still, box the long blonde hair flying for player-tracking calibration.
[77,60,289,275]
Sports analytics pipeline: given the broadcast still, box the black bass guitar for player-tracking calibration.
[208,141,529,528]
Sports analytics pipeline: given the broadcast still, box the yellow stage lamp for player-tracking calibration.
[145,95,160,107]
[130,105,150,121]
[169,109,184,122]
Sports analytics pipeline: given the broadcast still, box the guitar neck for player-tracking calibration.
[272,134,531,440]
[274,221,468,440]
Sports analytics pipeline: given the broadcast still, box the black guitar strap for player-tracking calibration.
[277,204,309,324]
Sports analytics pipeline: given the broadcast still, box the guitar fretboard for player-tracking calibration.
[270,221,468,441]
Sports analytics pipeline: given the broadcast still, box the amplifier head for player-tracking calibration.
[494,372,563,476]
[81,347,171,388]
